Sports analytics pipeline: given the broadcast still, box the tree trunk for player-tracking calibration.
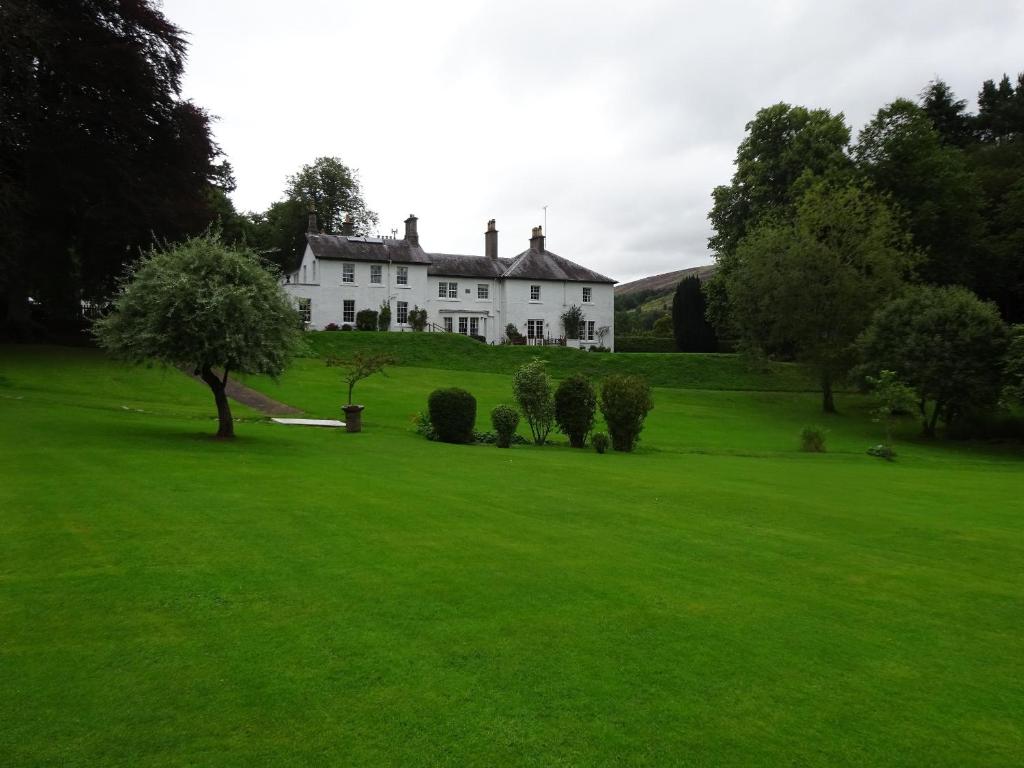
[821,373,836,414]
[200,365,234,438]
[923,401,942,439]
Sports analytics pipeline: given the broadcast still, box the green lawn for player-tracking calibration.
[1,341,1021,767]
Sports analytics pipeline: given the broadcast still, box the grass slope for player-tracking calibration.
[1,343,1021,767]
[303,331,815,392]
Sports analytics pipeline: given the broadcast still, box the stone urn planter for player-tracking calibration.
[342,404,365,433]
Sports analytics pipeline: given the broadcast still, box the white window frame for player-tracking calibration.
[396,266,409,286]
[370,264,382,285]
[342,263,355,284]
[438,282,448,299]
[587,321,595,341]
[530,285,541,301]
[396,301,408,325]
[477,284,489,300]
[583,286,592,303]
[458,317,468,335]
[297,298,311,324]
[527,319,543,339]
[469,317,479,336]
[443,317,453,332]
[343,300,355,324]
[448,282,458,299]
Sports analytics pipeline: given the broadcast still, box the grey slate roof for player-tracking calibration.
[306,233,615,283]
[427,253,516,278]
[502,248,616,284]
[306,234,432,265]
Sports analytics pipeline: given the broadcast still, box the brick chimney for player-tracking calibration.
[404,214,419,247]
[341,213,355,236]
[485,219,498,260]
[529,225,545,252]
[306,204,318,235]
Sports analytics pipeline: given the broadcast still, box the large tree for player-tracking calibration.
[858,285,1009,437]
[93,234,304,438]
[854,98,985,288]
[707,103,853,333]
[0,0,227,336]
[671,275,717,352]
[725,180,916,412]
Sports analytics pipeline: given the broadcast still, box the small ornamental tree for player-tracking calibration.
[378,301,391,331]
[554,375,596,447]
[505,323,523,343]
[599,375,654,451]
[327,352,395,404]
[490,405,520,448]
[355,309,378,331]
[561,304,584,340]
[512,358,554,444]
[858,285,1009,436]
[428,388,477,443]
[93,233,303,439]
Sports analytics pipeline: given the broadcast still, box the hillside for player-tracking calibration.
[615,264,717,299]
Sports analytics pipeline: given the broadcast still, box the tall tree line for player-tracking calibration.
[708,71,1024,418]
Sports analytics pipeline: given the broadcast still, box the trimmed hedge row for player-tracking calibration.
[615,336,676,353]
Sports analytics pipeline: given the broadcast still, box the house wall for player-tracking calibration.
[501,279,615,350]
[282,245,429,330]
[425,275,501,342]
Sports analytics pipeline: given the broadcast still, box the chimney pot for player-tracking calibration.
[404,214,419,247]
[529,225,545,252]
[306,204,318,235]
[485,219,498,259]
[341,213,355,236]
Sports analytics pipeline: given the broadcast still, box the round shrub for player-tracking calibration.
[428,388,477,443]
[554,374,596,448]
[599,375,653,452]
[490,404,520,448]
[340,324,352,331]
[355,309,378,331]
[592,432,609,454]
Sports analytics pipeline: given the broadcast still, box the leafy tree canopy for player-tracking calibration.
[672,276,717,352]
[93,233,304,438]
[725,179,916,412]
[857,285,1009,436]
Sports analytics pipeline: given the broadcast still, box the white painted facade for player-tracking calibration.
[283,219,615,350]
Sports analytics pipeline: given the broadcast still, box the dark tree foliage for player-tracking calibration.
[920,79,974,148]
[553,375,597,448]
[0,0,227,336]
[854,98,985,288]
[671,276,717,352]
[976,73,1024,143]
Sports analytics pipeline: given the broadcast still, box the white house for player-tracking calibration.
[283,214,616,349]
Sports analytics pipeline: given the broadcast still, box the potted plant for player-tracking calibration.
[327,352,395,432]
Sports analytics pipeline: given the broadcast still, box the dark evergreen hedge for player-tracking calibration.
[614,336,676,353]
[427,388,477,443]
[356,309,378,331]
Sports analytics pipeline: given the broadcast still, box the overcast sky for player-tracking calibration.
[164,0,1023,283]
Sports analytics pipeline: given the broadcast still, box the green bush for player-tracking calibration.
[427,388,476,443]
[355,309,378,331]
[378,302,391,331]
[554,374,596,447]
[800,426,827,452]
[599,375,653,452]
[615,336,676,353]
[513,358,554,445]
[408,306,428,332]
[490,405,520,448]
[592,432,609,454]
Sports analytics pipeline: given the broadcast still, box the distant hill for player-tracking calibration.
[615,264,716,299]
